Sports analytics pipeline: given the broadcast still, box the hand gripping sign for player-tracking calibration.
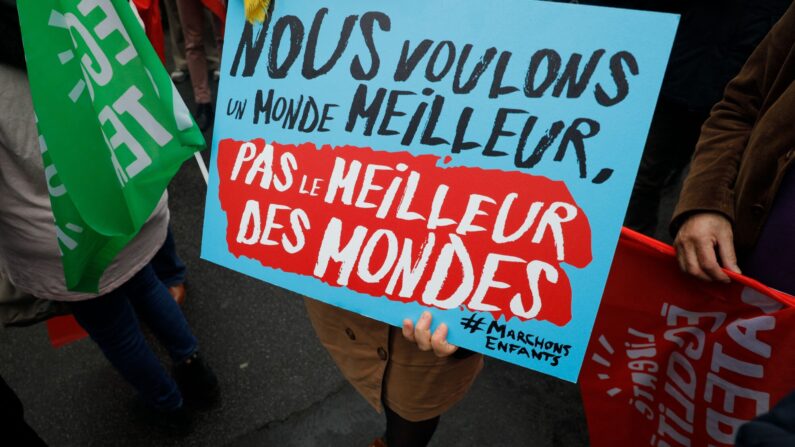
[201,0,678,381]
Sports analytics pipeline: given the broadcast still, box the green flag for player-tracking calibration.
[17,0,205,292]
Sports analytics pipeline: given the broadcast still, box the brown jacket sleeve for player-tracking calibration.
[670,4,795,235]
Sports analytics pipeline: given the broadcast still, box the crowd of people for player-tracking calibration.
[162,0,224,131]
[1,0,794,446]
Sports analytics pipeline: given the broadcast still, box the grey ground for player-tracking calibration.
[0,57,683,447]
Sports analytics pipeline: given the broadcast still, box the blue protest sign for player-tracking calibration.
[201,0,678,382]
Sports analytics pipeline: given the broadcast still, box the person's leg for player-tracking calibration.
[663,107,709,188]
[121,264,197,363]
[205,7,222,72]
[121,264,218,405]
[209,6,224,61]
[162,0,188,75]
[175,0,212,106]
[379,326,482,447]
[151,226,187,288]
[68,287,183,411]
[383,403,440,447]
[624,100,705,236]
[0,374,46,446]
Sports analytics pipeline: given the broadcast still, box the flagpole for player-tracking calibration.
[194,152,209,185]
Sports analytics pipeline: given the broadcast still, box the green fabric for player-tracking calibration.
[17,0,204,292]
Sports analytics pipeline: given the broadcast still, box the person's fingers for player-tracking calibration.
[674,238,689,274]
[682,240,711,282]
[431,323,459,357]
[414,311,433,351]
[675,213,739,283]
[677,239,700,277]
[402,318,416,343]
[695,239,730,283]
[716,230,742,275]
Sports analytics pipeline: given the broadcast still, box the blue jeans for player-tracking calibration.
[68,264,197,410]
[151,227,187,287]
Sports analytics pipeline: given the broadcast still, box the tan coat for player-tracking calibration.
[304,298,483,422]
[672,4,795,260]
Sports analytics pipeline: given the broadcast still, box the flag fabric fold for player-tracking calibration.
[18,0,205,292]
[580,228,795,447]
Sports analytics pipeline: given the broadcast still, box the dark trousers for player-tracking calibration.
[0,374,46,446]
[624,99,708,236]
[175,0,223,103]
[68,264,197,410]
[151,227,187,287]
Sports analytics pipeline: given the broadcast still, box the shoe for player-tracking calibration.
[195,102,214,132]
[168,284,186,306]
[146,404,193,436]
[369,438,387,447]
[212,69,220,81]
[174,352,220,409]
[170,69,187,83]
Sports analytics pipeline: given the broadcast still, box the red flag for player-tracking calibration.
[201,0,227,40]
[132,0,226,61]
[201,0,227,24]
[47,315,88,348]
[132,0,165,63]
[581,228,795,447]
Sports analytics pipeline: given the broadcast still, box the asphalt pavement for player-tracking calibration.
[0,66,683,446]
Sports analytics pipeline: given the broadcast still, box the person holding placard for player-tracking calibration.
[305,300,483,447]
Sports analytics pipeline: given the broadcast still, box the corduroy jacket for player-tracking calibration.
[672,3,795,262]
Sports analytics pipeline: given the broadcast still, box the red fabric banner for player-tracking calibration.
[46,315,88,348]
[581,228,795,447]
[201,0,227,26]
[132,0,165,64]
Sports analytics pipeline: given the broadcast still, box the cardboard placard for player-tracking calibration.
[202,0,678,381]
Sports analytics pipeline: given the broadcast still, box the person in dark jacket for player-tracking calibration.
[606,0,791,236]
[671,4,795,445]
[736,391,795,447]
